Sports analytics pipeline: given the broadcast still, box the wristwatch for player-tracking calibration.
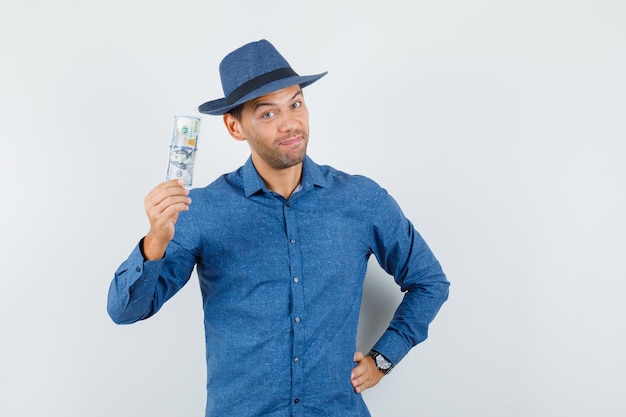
[367,350,393,375]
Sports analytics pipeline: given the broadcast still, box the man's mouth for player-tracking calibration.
[279,136,303,146]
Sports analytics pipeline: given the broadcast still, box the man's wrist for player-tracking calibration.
[366,350,394,375]
[140,235,167,261]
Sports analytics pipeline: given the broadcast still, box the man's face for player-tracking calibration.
[237,84,309,170]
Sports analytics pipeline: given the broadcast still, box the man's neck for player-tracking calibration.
[253,158,303,200]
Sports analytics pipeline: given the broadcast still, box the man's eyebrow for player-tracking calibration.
[251,89,303,112]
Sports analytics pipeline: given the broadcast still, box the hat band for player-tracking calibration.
[225,67,298,106]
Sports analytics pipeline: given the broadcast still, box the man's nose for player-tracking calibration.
[278,112,299,131]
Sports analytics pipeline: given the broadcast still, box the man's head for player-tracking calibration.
[198,39,326,116]
[223,84,309,170]
[198,40,326,171]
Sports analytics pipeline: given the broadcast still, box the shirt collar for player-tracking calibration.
[242,155,328,197]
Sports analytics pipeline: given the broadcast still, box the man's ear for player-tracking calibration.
[223,113,246,141]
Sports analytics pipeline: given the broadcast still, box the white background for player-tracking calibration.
[1,1,625,416]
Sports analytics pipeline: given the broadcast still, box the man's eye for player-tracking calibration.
[292,101,302,109]
[262,111,275,119]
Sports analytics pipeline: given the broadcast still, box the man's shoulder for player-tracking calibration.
[316,162,383,191]
[188,165,245,200]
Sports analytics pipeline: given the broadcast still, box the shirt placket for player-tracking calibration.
[283,200,305,414]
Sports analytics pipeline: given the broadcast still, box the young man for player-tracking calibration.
[108,39,449,417]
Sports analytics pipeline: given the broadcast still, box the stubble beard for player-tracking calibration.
[252,130,309,170]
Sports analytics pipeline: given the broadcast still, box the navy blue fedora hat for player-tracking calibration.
[198,39,327,116]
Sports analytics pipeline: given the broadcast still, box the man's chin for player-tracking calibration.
[273,152,306,170]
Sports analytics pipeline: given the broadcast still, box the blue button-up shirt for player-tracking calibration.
[108,156,449,417]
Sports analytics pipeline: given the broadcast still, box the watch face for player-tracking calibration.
[376,354,392,370]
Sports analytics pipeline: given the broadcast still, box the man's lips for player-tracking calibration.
[279,136,303,146]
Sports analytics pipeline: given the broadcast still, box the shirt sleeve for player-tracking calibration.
[367,186,450,366]
[107,238,197,325]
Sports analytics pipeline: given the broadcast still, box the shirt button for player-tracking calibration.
[135,267,141,272]
[294,357,300,363]
[294,317,301,323]
[290,238,296,244]
[285,202,291,207]
[294,398,300,404]
[293,277,299,283]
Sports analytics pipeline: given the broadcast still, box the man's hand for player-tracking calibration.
[142,179,191,260]
[351,351,384,393]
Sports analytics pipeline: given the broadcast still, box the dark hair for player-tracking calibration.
[227,104,244,121]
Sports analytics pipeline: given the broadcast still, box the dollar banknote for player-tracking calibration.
[166,116,201,186]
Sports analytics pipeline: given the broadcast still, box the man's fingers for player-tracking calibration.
[143,179,192,247]
[149,201,189,228]
[149,195,191,217]
[350,357,368,392]
[351,370,373,393]
[145,180,191,217]
[145,179,190,209]
[351,351,383,393]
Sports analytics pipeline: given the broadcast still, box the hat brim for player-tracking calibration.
[198,72,327,116]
